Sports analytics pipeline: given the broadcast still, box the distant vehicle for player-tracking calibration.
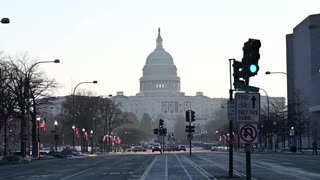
[126,146,135,152]
[211,145,219,151]
[164,145,172,151]
[177,145,187,151]
[152,143,161,152]
[132,146,147,152]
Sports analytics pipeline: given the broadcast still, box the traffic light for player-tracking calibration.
[153,128,158,135]
[159,119,164,129]
[186,110,196,122]
[162,128,167,136]
[242,38,261,77]
[191,111,195,122]
[232,60,245,85]
[185,125,195,133]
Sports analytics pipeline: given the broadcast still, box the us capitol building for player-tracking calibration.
[112,28,227,130]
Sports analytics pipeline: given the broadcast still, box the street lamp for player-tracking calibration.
[90,130,94,154]
[1,18,10,24]
[72,81,98,148]
[54,121,58,152]
[27,60,60,158]
[81,128,85,153]
[215,130,219,141]
[36,116,41,159]
[259,87,271,149]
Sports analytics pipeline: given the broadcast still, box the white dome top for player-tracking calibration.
[145,28,174,65]
[146,48,174,65]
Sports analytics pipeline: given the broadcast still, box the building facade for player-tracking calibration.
[112,28,285,132]
[286,13,320,145]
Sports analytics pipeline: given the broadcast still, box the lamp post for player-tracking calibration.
[81,128,85,153]
[72,125,75,149]
[259,87,270,149]
[1,17,9,156]
[36,116,41,159]
[28,59,60,158]
[90,130,94,155]
[215,130,219,141]
[54,120,58,152]
[265,71,289,149]
[72,81,98,148]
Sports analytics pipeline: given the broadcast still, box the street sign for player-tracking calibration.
[235,93,260,122]
[239,124,258,144]
[234,82,260,92]
[227,100,235,121]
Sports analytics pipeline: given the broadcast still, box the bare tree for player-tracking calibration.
[0,52,58,157]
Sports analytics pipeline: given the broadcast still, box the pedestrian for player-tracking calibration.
[312,140,317,155]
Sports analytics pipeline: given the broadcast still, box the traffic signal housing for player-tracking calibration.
[186,110,196,122]
[232,60,245,85]
[153,128,158,135]
[159,119,164,129]
[185,125,195,133]
[162,128,167,136]
[242,39,261,77]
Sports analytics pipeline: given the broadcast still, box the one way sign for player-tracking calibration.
[235,93,260,122]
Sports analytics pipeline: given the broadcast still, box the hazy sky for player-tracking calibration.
[1,0,320,99]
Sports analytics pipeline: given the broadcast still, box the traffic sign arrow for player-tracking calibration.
[251,96,256,108]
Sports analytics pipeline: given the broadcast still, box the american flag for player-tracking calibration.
[39,118,47,131]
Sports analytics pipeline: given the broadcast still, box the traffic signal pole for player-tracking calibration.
[228,59,234,178]
[189,111,192,156]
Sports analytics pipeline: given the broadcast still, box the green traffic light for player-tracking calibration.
[250,64,257,73]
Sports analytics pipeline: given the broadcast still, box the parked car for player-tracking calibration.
[132,146,147,152]
[152,143,161,152]
[211,145,219,151]
[177,145,187,151]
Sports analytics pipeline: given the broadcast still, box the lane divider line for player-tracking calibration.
[165,155,168,180]
[198,155,256,180]
[0,170,34,180]
[182,155,216,180]
[60,168,93,180]
[139,156,157,180]
[175,154,193,180]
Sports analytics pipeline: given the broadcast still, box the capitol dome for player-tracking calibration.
[138,28,183,96]
[146,34,174,65]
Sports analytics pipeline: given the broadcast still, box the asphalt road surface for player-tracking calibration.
[0,151,320,180]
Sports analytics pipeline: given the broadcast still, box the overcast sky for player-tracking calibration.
[1,0,319,100]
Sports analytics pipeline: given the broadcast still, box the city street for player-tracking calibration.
[0,151,320,180]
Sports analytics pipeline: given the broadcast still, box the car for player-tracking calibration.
[132,146,147,152]
[152,143,161,152]
[164,145,172,151]
[126,146,135,152]
[211,145,219,151]
[177,145,187,151]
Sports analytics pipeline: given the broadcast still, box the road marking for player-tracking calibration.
[229,155,315,180]
[254,162,314,180]
[139,156,157,180]
[175,154,192,180]
[165,155,168,180]
[198,155,256,180]
[0,170,34,180]
[182,155,215,180]
[59,168,93,180]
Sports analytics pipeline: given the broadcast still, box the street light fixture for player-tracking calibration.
[72,81,98,148]
[1,18,10,24]
[54,120,58,152]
